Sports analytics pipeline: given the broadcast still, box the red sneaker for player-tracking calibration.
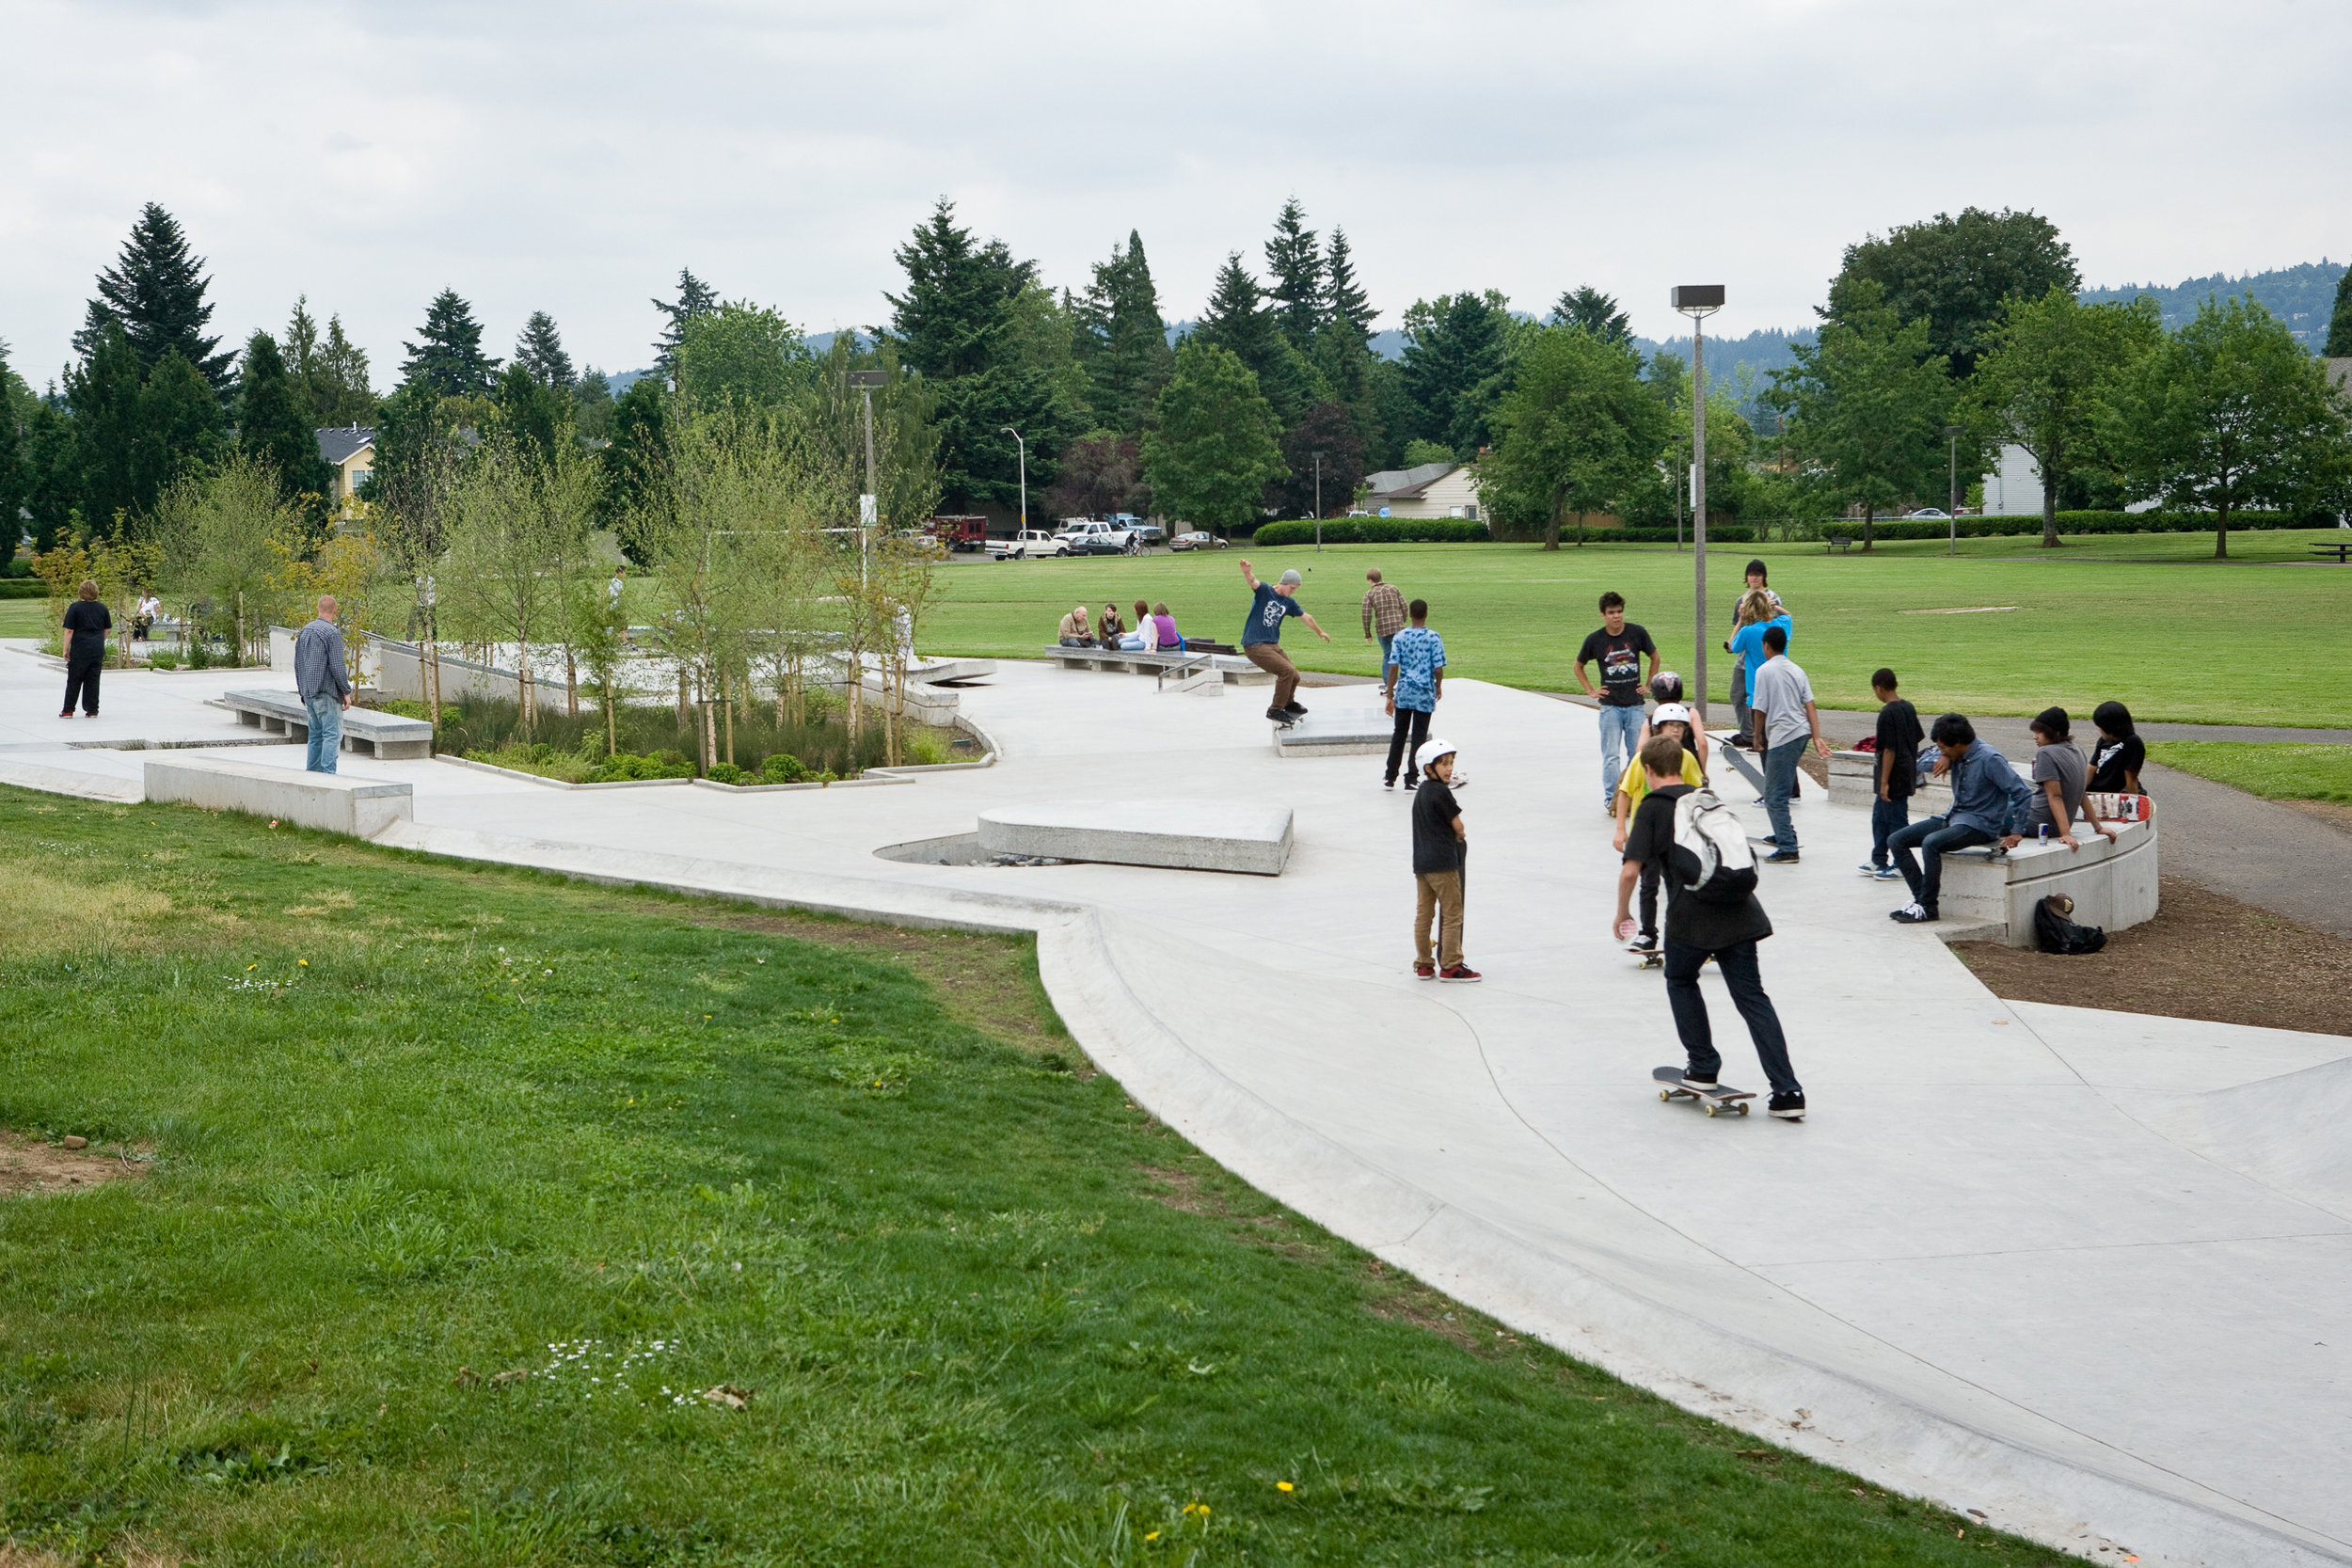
[1412,960,1436,980]
[1438,964,1483,983]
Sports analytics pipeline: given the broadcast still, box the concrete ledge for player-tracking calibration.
[1044,646,1271,685]
[222,689,433,759]
[1827,748,1952,811]
[1274,708,1392,757]
[144,755,413,838]
[977,800,1293,875]
[1940,819,2159,945]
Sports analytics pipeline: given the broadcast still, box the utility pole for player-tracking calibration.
[1943,423,1962,556]
[1313,451,1325,550]
[1672,285,1724,724]
[1001,426,1026,540]
[850,370,886,589]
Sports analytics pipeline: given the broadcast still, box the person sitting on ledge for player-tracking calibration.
[1150,602,1184,652]
[1057,605,1092,647]
[1096,602,1126,648]
[2089,701,2145,796]
[1130,598,1157,652]
[1885,713,2035,925]
[2018,706,2117,851]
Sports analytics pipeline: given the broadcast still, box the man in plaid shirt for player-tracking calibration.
[1362,568,1408,693]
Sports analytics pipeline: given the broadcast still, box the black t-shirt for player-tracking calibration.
[62,599,112,657]
[1577,623,1656,705]
[2089,734,2145,793]
[1873,698,1925,799]
[1622,784,1773,950]
[1411,777,1464,875]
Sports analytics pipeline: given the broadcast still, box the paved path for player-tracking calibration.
[5,641,2349,1567]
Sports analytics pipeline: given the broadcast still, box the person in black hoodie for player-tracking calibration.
[1409,737,1479,982]
[1862,668,1924,880]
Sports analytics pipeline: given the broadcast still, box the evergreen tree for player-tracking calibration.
[651,269,719,379]
[1324,229,1375,348]
[573,368,617,442]
[1400,291,1514,457]
[312,314,376,426]
[516,310,576,390]
[401,289,501,398]
[1550,286,1631,343]
[1312,228,1384,461]
[1263,198,1325,355]
[2326,267,2352,357]
[237,329,332,513]
[72,202,234,392]
[132,353,227,524]
[494,361,576,463]
[1142,341,1286,532]
[1073,231,1174,435]
[1194,254,1315,427]
[62,323,147,532]
[284,296,323,423]
[600,375,668,545]
[0,347,24,555]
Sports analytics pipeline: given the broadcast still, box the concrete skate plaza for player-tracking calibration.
[3,643,2347,1568]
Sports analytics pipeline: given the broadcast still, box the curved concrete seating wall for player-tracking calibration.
[1939,819,2158,945]
[143,756,413,839]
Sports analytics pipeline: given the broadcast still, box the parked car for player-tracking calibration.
[989,529,1066,560]
[1902,508,1951,520]
[1170,531,1227,551]
[1053,518,1143,556]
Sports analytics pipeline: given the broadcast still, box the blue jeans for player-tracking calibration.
[1663,938,1801,1099]
[1597,703,1645,806]
[1762,735,1805,850]
[1377,632,1395,684]
[304,693,343,772]
[1868,795,1910,867]
[1887,814,1995,912]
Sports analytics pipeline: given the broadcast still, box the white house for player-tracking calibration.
[1980,443,2044,516]
[1361,461,1481,520]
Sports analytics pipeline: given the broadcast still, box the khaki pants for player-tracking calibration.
[1244,642,1299,709]
[1414,869,1464,968]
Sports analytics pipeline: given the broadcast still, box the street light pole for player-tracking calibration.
[1943,423,1962,556]
[1672,285,1724,724]
[850,370,887,589]
[1001,426,1026,538]
[1313,451,1325,550]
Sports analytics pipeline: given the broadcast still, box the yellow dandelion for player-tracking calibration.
[1145,1530,1160,1542]
[298,958,309,967]
[1276,1481,1294,1493]
[246,963,257,972]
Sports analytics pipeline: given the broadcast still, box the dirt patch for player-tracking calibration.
[0,1130,149,1197]
[1138,1163,1327,1260]
[1950,875,2352,1037]
[2282,798,2352,835]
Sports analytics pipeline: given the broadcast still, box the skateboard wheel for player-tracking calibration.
[1738,1103,1750,1116]
[1658,1088,1671,1101]
[1704,1102,1719,1117]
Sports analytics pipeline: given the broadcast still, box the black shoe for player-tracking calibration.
[1265,706,1291,722]
[1769,1092,1806,1121]
[1679,1070,1719,1088]
[1403,778,1418,791]
[1284,701,1308,716]
[1764,848,1799,863]
[1890,902,1937,924]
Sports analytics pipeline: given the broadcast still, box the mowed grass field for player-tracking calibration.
[2149,740,2352,802]
[0,789,2068,1566]
[927,531,2352,728]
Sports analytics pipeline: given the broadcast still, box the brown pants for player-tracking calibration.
[1414,870,1464,968]
[1244,642,1298,709]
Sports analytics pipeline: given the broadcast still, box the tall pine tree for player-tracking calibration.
[0,347,25,554]
[651,270,719,379]
[1400,292,1515,458]
[237,329,332,513]
[2326,267,2352,357]
[1550,286,1631,343]
[516,310,576,389]
[72,203,234,393]
[1263,199,1325,356]
[1315,227,1383,461]
[1073,230,1174,435]
[313,314,376,425]
[401,290,501,398]
[1194,254,1314,428]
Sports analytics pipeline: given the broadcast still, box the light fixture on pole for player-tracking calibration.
[1942,423,1962,556]
[1313,451,1326,551]
[1001,426,1026,540]
[850,370,885,587]
[1671,284,1724,723]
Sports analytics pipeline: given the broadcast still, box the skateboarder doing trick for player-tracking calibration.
[1238,559,1331,723]
[1615,734,1806,1120]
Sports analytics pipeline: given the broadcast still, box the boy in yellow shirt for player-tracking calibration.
[1612,702,1706,950]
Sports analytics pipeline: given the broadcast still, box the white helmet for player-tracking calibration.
[1415,737,1457,770]
[1652,703,1692,725]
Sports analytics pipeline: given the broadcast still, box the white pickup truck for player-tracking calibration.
[989,529,1066,560]
[1053,519,1144,556]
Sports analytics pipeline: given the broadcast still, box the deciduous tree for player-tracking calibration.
[1769,281,1953,549]
[1268,401,1364,520]
[1043,431,1143,519]
[1828,207,2076,378]
[1142,341,1285,533]
[1484,326,1670,548]
[1966,289,2162,547]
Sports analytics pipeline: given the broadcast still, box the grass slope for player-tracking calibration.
[928,533,2352,727]
[0,788,2065,1566]
[2148,740,2352,802]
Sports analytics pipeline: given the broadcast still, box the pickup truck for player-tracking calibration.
[989,529,1066,560]
[1053,519,1143,556]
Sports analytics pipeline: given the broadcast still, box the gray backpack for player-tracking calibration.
[1672,788,1758,905]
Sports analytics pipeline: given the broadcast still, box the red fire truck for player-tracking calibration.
[924,515,992,553]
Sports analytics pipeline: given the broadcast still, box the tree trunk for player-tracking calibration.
[1862,505,1875,553]
[1575,510,1586,547]
[2215,496,2231,560]
[604,678,616,757]
[2040,477,2060,549]
[1543,504,1561,551]
[565,646,578,716]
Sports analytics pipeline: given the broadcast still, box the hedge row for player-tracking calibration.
[1249,518,1491,546]
[0,579,49,599]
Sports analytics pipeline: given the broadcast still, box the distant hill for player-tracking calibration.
[607,368,656,395]
[2080,260,2344,350]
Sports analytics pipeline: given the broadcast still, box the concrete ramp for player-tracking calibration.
[2154,1054,2352,1219]
[977,800,1293,875]
[1274,706,1391,757]
[145,755,413,839]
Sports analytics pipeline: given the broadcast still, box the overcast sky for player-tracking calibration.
[3,0,2344,388]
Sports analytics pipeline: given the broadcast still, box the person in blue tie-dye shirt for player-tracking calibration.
[1383,600,1447,790]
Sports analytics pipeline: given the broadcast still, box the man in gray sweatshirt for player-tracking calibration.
[294,595,354,773]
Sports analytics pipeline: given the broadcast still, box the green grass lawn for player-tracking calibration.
[0,597,54,640]
[0,788,2064,1567]
[2147,740,2352,802]
[928,531,2352,727]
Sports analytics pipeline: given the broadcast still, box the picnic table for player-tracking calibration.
[1825,535,1855,553]
[2311,538,2352,563]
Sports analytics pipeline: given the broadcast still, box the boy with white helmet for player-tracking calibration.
[1408,737,1479,982]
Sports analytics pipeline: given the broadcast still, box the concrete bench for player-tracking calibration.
[1043,646,1271,686]
[1827,748,1953,811]
[1273,708,1392,757]
[1936,819,2158,946]
[222,689,434,759]
[144,755,414,839]
[977,800,1293,875]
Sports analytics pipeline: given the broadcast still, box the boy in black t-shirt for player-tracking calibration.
[1615,733,1804,1119]
[1575,592,1659,816]
[1863,668,1924,880]
[1408,738,1479,982]
[59,579,113,718]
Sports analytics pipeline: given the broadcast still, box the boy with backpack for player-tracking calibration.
[1614,733,1805,1120]
[1409,737,1479,982]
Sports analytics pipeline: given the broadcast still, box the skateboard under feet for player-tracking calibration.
[1652,1065,1754,1116]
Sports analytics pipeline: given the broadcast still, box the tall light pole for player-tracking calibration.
[1672,284,1724,723]
[1001,426,1026,538]
[1943,423,1962,556]
[1313,451,1326,550]
[850,370,885,588]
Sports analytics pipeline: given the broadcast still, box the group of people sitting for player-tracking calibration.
[1057,599,1185,654]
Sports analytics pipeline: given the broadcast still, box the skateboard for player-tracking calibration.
[1268,711,1300,729]
[1652,1064,1754,1116]
[1629,943,1662,970]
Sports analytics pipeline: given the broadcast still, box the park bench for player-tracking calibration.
[1825,535,1855,553]
[1042,646,1271,686]
[219,689,434,759]
[144,754,414,839]
[2310,538,2352,563]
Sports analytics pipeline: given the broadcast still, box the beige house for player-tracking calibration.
[1361,461,1482,520]
[316,426,374,523]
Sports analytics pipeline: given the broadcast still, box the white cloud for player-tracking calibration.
[2,0,2343,385]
